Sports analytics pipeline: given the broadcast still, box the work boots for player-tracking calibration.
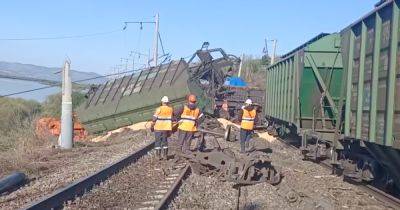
[162,147,169,160]
[240,141,246,154]
[155,148,162,160]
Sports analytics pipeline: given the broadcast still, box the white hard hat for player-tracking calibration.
[245,99,252,105]
[161,96,169,103]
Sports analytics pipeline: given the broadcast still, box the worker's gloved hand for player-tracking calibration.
[150,123,155,132]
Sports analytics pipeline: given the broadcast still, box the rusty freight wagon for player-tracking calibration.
[76,46,265,134]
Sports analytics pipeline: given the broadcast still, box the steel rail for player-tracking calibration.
[273,136,400,209]
[155,165,191,210]
[23,141,155,210]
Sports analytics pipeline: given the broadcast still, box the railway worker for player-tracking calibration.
[238,99,258,153]
[151,96,173,160]
[174,94,204,154]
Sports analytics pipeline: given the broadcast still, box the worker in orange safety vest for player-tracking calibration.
[174,94,204,154]
[237,99,258,153]
[151,96,174,160]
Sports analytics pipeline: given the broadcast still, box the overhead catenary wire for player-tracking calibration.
[1,49,201,98]
[1,18,172,98]
[158,32,166,55]
[0,67,146,98]
[0,29,124,41]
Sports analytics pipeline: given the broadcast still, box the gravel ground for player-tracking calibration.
[1,118,393,209]
[65,154,164,209]
[65,139,186,209]
[170,120,392,210]
[0,129,153,209]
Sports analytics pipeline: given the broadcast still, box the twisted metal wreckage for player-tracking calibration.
[175,123,282,186]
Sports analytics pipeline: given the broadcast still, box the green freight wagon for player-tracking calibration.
[76,60,189,134]
[340,0,400,193]
[265,33,343,148]
[76,47,241,134]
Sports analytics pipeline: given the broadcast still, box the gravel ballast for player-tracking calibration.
[0,129,153,209]
[170,120,393,210]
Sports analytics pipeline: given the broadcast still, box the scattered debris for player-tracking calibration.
[90,121,151,142]
[179,127,281,185]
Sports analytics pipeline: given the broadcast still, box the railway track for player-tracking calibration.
[273,135,400,209]
[23,140,191,210]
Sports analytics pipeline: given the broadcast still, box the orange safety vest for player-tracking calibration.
[178,105,200,132]
[153,105,173,131]
[241,108,256,130]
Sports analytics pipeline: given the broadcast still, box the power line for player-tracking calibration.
[158,32,166,55]
[0,29,123,41]
[0,67,143,98]
[0,51,193,98]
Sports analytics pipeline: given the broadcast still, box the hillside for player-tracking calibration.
[0,61,107,85]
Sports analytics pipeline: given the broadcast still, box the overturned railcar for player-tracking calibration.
[77,47,263,134]
[77,60,190,134]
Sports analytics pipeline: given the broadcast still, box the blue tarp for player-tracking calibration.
[224,76,247,87]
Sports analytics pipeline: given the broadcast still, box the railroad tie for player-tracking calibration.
[137,207,155,210]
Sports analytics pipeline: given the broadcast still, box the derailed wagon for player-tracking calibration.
[77,46,264,134]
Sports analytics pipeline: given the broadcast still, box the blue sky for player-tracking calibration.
[0,0,377,75]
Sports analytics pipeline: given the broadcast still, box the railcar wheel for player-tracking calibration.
[277,125,288,139]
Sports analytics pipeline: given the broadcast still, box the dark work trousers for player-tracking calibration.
[240,128,253,153]
[154,131,169,149]
[178,129,195,153]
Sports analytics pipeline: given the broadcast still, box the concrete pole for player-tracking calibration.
[264,38,268,56]
[271,39,277,65]
[148,48,151,67]
[59,60,73,149]
[132,57,135,70]
[153,13,159,66]
[238,54,244,78]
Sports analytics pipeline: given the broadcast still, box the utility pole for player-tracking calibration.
[271,39,277,65]
[263,39,269,56]
[123,13,160,67]
[121,58,129,72]
[60,60,73,149]
[129,52,135,71]
[148,48,151,67]
[153,13,159,67]
[238,54,244,78]
[264,38,277,65]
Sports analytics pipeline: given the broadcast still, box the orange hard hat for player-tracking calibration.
[188,94,197,103]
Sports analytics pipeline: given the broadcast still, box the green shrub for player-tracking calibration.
[41,92,86,117]
[0,98,41,136]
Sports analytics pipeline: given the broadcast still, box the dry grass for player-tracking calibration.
[0,119,56,177]
[0,97,56,177]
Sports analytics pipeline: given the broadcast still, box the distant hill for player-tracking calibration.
[0,61,107,85]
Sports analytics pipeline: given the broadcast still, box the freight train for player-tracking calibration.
[77,46,265,134]
[265,0,400,195]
